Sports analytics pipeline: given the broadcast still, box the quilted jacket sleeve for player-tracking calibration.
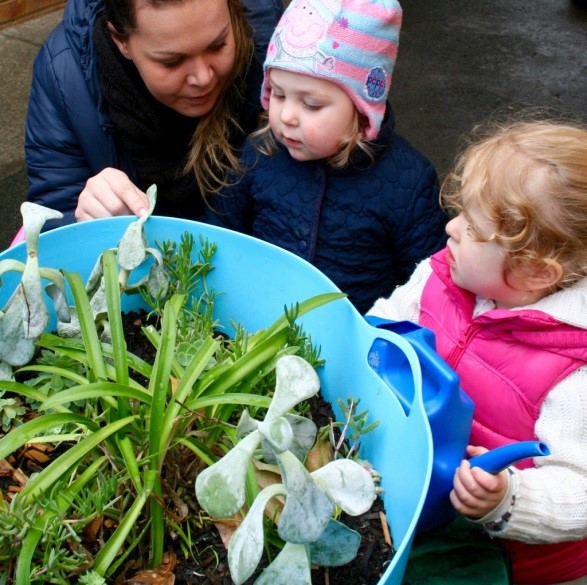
[25,29,118,229]
[390,150,447,285]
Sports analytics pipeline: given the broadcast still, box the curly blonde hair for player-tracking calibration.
[441,116,587,290]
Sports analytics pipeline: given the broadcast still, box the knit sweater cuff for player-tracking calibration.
[468,468,517,533]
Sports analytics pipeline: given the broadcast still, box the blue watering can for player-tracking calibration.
[365,315,551,532]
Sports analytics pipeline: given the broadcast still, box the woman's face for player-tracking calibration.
[112,0,236,117]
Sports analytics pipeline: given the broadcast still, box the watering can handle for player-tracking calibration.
[469,441,550,474]
[361,318,425,416]
[363,314,463,417]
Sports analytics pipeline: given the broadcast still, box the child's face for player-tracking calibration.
[267,69,357,162]
[445,197,531,308]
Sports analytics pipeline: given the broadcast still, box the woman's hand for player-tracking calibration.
[450,445,509,519]
[75,168,150,221]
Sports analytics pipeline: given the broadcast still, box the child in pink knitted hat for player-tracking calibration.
[261,0,401,140]
[205,0,447,314]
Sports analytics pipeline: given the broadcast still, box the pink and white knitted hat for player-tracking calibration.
[261,0,402,140]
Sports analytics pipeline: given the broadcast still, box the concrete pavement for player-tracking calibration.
[0,7,64,247]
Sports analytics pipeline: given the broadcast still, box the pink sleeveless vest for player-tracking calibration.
[419,248,587,584]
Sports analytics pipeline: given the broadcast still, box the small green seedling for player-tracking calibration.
[195,355,378,585]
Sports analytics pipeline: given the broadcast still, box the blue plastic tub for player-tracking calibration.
[0,216,433,584]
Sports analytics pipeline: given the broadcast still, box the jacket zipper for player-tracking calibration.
[446,323,478,369]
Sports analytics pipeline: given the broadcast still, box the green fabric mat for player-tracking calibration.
[403,516,511,584]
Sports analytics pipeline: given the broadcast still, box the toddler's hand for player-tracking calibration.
[450,445,509,519]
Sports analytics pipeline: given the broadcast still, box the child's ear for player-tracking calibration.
[521,258,564,292]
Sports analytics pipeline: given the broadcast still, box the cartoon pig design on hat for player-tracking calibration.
[268,0,338,71]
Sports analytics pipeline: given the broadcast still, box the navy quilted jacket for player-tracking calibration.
[205,110,448,313]
[24,0,283,228]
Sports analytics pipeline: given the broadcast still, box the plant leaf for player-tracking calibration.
[17,203,63,338]
[136,184,157,227]
[146,259,169,299]
[148,295,180,471]
[0,289,36,365]
[228,483,285,585]
[264,356,320,423]
[63,270,108,381]
[115,187,156,271]
[311,459,376,516]
[20,202,63,250]
[117,220,148,271]
[0,258,25,279]
[195,430,261,518]
[257,416,293,454]
[263,414,317,465]
[254,542,312,585]
[276,450,334,543]
[40,382,152,410]
[0,360,13,381]
[45,281,71,323]
[20,254,48,339]
[0,412,99,460]
[309,519,361,567]
[18,415,135,505]
[236,408,259,437]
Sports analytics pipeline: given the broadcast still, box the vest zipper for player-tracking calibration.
[446,323,478,368]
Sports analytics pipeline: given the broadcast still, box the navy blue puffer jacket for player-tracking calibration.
[205,110,448,313]
[24,0,283,228]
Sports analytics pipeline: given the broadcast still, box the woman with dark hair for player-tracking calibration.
[24,0,282,228]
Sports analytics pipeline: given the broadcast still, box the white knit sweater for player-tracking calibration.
[368,258,587,544]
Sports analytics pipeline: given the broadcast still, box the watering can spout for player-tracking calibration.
[469,441,551,475]
[417,440,550,532]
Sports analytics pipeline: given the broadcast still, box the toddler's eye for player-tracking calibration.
[466,224,478,239]
[304,102,322,111]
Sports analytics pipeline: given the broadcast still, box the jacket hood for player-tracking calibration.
[527,276,587,329]
[63,0,104,77]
